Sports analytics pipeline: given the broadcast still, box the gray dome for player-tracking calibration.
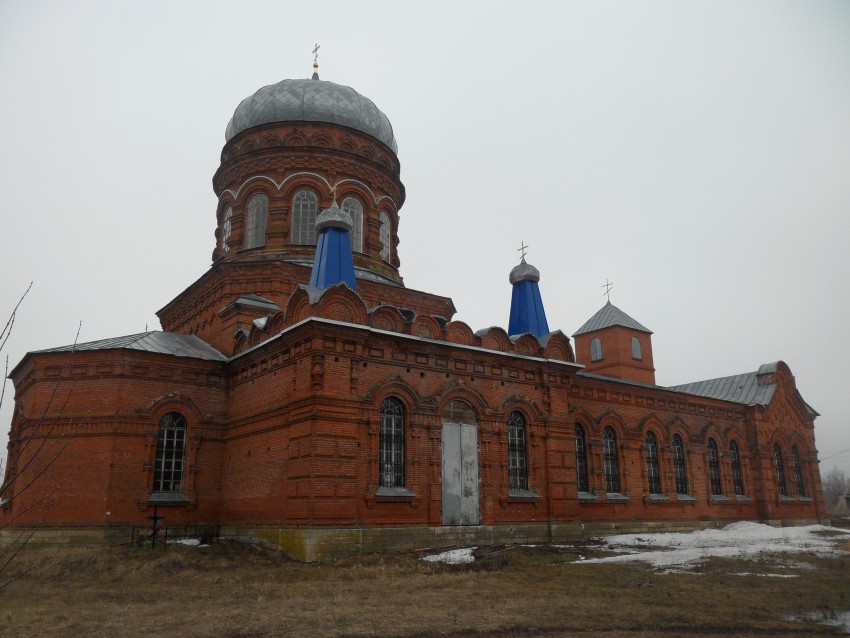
[225,78,398,153]
[316,201,353,232]
[509,259,540,285]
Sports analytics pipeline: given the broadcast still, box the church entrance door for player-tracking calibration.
[441,420,480,526]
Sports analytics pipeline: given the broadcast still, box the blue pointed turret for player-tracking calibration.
[508,258,550,337]
[309,201,358,290]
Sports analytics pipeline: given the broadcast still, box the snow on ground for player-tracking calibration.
[579,522,850,570]
[420,547,477,564]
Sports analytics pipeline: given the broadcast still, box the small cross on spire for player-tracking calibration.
[602,278,614,302]
[311,43,321,79]
[517,241,528,262]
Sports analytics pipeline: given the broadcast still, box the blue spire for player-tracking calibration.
[508,259,550,337]
[309,201,358,290]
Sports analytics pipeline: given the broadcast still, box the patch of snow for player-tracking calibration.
[421,547,477,564]
[167,538,201,546]
[577,523,850,570]
[729,572,799,578]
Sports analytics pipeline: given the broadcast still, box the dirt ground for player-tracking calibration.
[1,538,848,637]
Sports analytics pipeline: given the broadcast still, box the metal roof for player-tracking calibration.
[34,332,227,361]
[667,370,776,407]
[225,77,398,153]
[572,301,652,336]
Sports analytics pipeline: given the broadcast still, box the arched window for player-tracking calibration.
[291,190,319,245]
[590,338,603,362]
[379,398,405,488]
[792,445,805,497]
[707,438,722,496]
[730,440,745,495]
[379,212,391,261]
[602,427,620,493]
[631,336,642,360]
[644,431,662,494]
[672,434,689,494]
[244,193,268,249]
[342,196,363,252]
[507,411,529,491]
[153,412,187,493]
[773,443,789,497]
[221,207,232,254]
[575,423,589,493]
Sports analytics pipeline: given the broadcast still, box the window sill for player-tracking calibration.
[648,494,670,502]
[605,493,629,502]
[711,495,731,503]
[676,494,696,503]
[375,487,416,499]
[798,496,813,502]
[148,492,190,505]
[508,489,540,501]
[735,494,751,502]
[578,492,597,502]
[779,496,795,503]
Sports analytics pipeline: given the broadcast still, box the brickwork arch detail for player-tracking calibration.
[542,331,575,362]
[445,321,475,346]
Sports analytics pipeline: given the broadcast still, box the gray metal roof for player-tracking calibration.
[573,301,652,336]
[34,332,227,361]
[219,293,280,315]
[225,77,398,153]
[668,370,776,407]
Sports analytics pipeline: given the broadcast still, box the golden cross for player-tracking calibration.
[313,43,321,65]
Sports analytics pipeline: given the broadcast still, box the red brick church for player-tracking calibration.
[0,62,826,559]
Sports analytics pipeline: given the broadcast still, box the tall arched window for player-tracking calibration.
[507,411,529,491]
[791,445,805,497]
[379,212,391,261]
[644,431,662,494]
[730,440,745,495]
[672,434,689,494]
[590,338,603,362]
[342,196,363,252]
[221,207,232,254]
[631,336,642,360]
[291,190,319,245]
[379,398,405,488]
[575,423,589,493]
[602,427,620,493]
[153,412,187,493]
[773,443,789,497]
[707,438,722,496]
[244,193,268,249]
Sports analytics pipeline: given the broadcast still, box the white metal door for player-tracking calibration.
[441,422,479,525]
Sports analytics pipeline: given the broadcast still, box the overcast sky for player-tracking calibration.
[1,1,849,478]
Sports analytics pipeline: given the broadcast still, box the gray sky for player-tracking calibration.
[1,0,849,478]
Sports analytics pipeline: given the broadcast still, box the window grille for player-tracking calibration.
[792,445,805,497]
[244,193,268,249]
[602,427,620,493]
[590,338,603,362]
[730,440,745,495]
[707,438,722,495]
[644,431,662,494]
[575,423,589,493]
[631,336,642,360]
[507,411,529,491]
[342,197,363,252]
[672,434,689,494]
[292,190,318,245]
[379,398,405,488]
[221,207,232,254]
[773,443,789,497]
[379,212,391,261]
[153,412,187,493]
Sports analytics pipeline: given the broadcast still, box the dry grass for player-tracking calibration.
[1,539,848,637]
